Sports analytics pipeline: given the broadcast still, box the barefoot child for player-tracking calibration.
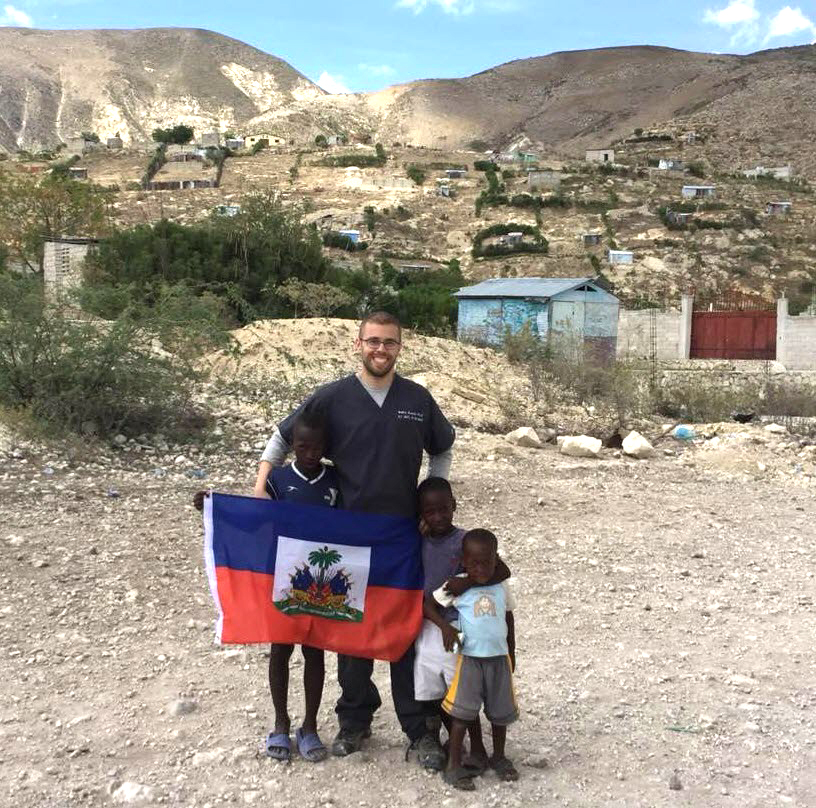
[195,404,340,763]
[428,528,518,791]
[414,479,510,773]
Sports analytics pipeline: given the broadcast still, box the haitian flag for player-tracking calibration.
[204,493,424,661]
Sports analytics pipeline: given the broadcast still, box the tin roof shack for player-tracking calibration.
[338,229,360,244]
[766,201,792,215]
[455,277,619,362]
[436,178,454,198]
[106,135,123,150]
[582,233,602,247]
[244,134,286,149]
[682,185,716,199]
[658,158,685,171]
[743,165,792,180]
[445,168,467,179]
[215,204,241,217]
[527,170,561,191]
[68,166,88,180]
[147,159,217,190]
[666,210,694,227]
[516,151,538,165]
[608,249,634,265]
[225,138,245,151]
[585,148,614,163]
[43,237,97,300]
[326,135,346,147]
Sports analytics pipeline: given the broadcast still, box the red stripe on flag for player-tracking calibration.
[215,568,423,662]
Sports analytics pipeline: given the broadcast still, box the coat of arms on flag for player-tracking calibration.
[272,538,370,622]
[203,493,424,661]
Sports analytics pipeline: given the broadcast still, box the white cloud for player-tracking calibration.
[397,0,476,14]
[358,63,397,77]
[703,0,760,43]
[316,71,351,94]
[765,6,816,40]
[0,4,33,26]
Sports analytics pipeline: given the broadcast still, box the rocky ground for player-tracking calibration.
[1,414,815,808]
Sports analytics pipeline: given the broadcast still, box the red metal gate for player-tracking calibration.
[690,309,776,359]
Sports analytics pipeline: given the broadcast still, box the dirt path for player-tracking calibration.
[1,436,815,807]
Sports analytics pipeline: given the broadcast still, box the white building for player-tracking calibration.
[586,148,615,163]
[681,185,716,199]
[608,249,634,265]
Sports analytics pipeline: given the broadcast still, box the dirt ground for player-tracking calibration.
[1,422,815,808]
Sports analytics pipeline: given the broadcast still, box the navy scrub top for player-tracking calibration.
[278,374,455,518]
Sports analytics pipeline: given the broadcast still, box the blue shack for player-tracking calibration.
[454,277,619,361]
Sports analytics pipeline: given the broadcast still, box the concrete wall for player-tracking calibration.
[616,295,692,361]
[777,299,816,370]
[43,240,93,299]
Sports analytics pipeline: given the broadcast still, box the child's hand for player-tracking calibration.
[443,576,470,598]
[193,491,208,511]
[440,622,461,653]
[418,518,431,537]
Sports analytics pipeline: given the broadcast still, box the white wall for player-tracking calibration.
[777,299,816,370]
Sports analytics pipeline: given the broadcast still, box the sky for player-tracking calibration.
[1,0,815,93]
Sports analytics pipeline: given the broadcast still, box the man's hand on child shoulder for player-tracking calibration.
[193,491,209,511]
[440,622,460,653]
[443,575,471,598]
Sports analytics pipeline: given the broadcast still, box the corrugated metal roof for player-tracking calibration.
[454,277,598,299]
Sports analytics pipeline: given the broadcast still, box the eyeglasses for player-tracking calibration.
[361,338,401,350]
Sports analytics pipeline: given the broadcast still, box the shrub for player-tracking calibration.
[471,222,548,258]
[152,125,194,145]
[406,165,426,185]
[251,138,269,155]
[687,161,706,179]
[315,134,328,148]
[473,160,497,172]
[364,206,376,233]
[467,140,490,152]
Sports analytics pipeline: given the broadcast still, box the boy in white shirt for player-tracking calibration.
[427,528,518,791]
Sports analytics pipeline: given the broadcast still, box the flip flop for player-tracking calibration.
[296,727,328,763]
[490,756,519,781]
[265,732,291,762]
[443,767,476,791]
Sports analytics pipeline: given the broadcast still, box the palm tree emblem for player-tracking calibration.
[308,546,342,588]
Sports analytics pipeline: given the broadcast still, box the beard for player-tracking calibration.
[362,352,397,377]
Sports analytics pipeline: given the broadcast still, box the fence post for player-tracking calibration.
[776,297,788,367]
[679,294,693,359]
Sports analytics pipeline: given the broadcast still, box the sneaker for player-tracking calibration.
[331,726,371,757]
[408,733,445,771]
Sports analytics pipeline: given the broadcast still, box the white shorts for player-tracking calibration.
[413,618,460,701]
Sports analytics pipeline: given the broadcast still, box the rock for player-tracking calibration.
[452,385,487,404]
[559,435,602,458]
[668,772,683,791]
[174,455,187,465]
[524,752,550,769]
[192,748,226,767]
[169,699,198,717]
[622,431,656,459]
[505,427,543,449]
[113,434,128,446]
[764,423,787,434]
[112,782,156,804]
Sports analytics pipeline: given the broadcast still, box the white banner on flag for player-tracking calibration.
[272,537,371,622]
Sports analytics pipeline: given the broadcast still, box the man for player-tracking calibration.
[254,311,455,769]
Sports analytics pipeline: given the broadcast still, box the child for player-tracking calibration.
[194,404,340,763]
[428,528,518,791]
[413,479,509,773]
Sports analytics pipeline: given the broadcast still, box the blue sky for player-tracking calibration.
[2,0,815,92]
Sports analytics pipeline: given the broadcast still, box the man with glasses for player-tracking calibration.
[254,311,455,770]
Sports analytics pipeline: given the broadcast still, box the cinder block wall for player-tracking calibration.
[616,309,682,360]
[777,299,816,370]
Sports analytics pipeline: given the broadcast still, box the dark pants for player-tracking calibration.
[335,645,426,742]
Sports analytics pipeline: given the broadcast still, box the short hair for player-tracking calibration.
[293,401,328,435]
[462,528,498,554]
[359,310,402,339]
[417,476,453,504]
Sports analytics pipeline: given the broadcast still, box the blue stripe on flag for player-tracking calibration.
[210,493,423,590]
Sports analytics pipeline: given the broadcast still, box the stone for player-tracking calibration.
[622,431,656,459]
[113,434,128,446]
[505,427,544,449]
[524,752,550,769]
[169,699,198,717]
[192,748,226,767]
[112,781,156,803]
[559,435,602,458]
[452,385,487,404]
[764,423,787,434]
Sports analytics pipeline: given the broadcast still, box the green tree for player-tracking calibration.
[315,134,328,148]
[308,546,342,587]
[406,165,426,185]
[152,125,194,145]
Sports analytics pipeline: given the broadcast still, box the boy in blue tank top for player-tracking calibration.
[428,528,518,791]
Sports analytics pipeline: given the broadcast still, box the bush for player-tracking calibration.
[0,275,225,438]
[251,138,269,155]
[467,140,490,152]
[687,161,706,179]
[406,165,426,185]
[314,134,328,148]
[473,160,497,172]
[152,125,194,145]
[471,222,547,257]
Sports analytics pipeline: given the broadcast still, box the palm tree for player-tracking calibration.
[308,546,342,588]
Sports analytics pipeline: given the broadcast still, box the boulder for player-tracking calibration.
[559,435,602,458]
[622,430,656,459]
[505,427,544,449]
[764,423,787,434]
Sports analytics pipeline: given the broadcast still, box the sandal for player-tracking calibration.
[443,767,476,791]
[462,754,489,776]
[296,727,328,763]
[265,732,291,762]
[490,756,519,781]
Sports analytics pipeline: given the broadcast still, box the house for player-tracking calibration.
[64,137,97,157]
[527,170,561,191]
[436,178,453,197]
[338,229,360,244]
[68,166,88,180]
[42,237,97,299]
[454,276,620,361]
[608,249,634,265]
[658,158,685,171]
[681,185,716,199]
[199,132,221,148]
[225,138,245,151]
[586,148,615,163]
[167,150,203,163]
[666,210,694,226]
[215,204,241,217]
[685,131,697,144]
[326,134,345,147]
[505,232,524,245]
[744,165,792,180]
[146,179,215,190]
[582,233,602,247]
[516,151,538,165]
[106,135,123,150]
[766,201,792,215]
[445,168,467,179]
[244,134,286,149]
[398,261,438,273]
